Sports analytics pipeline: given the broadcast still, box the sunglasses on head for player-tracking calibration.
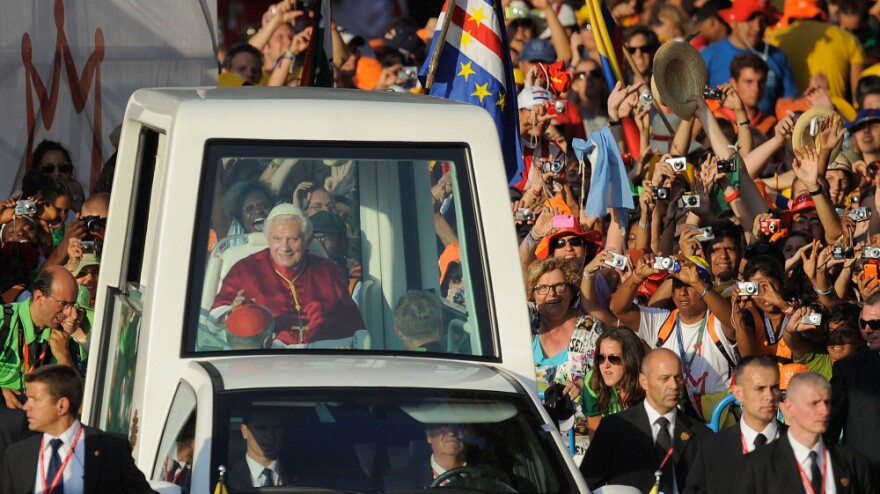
[596,353,623,365]
[42,163,73,174]
[859,318,880,330]
[552,236,587,249]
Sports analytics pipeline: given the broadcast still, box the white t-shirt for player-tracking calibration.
[638,307,737,410]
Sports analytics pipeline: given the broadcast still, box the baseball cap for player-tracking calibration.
[846,108,880,132]
[520,39,557,63]
[720,0,776,23]
[781,193,817,227]
[696,0,733,23]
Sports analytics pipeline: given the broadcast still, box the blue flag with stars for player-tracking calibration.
[419,0,524,185]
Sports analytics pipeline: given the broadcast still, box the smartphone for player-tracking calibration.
[864,263,878,282]
[552,214,575,229]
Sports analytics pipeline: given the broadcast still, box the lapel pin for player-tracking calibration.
[94,450,101,457]
[841,477,850,487]
[680,432,689,441]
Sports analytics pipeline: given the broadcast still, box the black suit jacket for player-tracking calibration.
[827,349,880,487]
[0,426,155,494]
[0,407,36,466]
[227,457,289,489]
[684,422,787,494]
[384,458,434,490]
[581,402,710,492]
[734,433,874,494]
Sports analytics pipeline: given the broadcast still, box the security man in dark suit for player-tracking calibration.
[582,348,710,493]
[393,290,445,352]
[685,355,784,494]
[735,372,874,493]
[0,365,155,494]
[827,293,880,487]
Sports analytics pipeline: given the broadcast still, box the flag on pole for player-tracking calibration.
[300,0,334,87]
[584,0,625,90]
[418,0,524,185]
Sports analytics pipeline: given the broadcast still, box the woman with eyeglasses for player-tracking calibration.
[582,327,646,438]
[31,140,86,213]
[527,256,603,454]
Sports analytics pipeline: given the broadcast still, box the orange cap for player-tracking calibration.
[779,0,827,26]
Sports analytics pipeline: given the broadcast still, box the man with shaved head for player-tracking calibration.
[582,348,709,493]
[735,372,873,493]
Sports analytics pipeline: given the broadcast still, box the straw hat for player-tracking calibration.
[651,41,708,119]
[791,107,842,157]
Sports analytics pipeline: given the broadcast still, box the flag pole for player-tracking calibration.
[425,0,455,91]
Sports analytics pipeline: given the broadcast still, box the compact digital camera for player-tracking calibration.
[862,246,880,260]
[553,100,567,114]
[81,240,96,254]
[452,291,465,305]
[759,219,781,235]
[666,157,687,172]
[703,87,724,100]
[716,158,737,174]
[397,66,418,81]
[604,252,628,270]
[736,281,759,297]
[848,207,869,222]
[695,227,714,241]
[514,208,534,222]
[803,313,823,326]
[832,246,854,260]
[14,200,37,216]
[654,256,680,272]
[679,193,701,209]
[638,88,653,110]
[653,186,670,201]
[541,159,565,174]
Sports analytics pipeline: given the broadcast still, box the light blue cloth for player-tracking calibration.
[574,127,634,219]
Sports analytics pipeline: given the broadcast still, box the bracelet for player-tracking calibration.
[783,305,795,316]
[528,230,542,242]
[699,284,711,299]
[814,285,833,296]
[608,119,622,127]
[737,120,749,127]
[584,270,596,280]
[809,186,823,196]
[529,188,541,197]
[638,220,649,229]
[725,189,741,202]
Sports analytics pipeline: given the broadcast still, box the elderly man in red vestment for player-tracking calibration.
[212,203,365,346]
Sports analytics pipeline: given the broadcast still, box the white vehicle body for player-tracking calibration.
[80,87,587,492]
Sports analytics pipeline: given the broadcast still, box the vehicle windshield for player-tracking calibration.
[189,142,495,358]
[212,388,575,493]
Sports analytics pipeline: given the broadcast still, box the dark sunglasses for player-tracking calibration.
[625,44,656,55]
[596,353,623,365]
[552,236,587,249]
[42,163,73,174]
[859,318,880,330]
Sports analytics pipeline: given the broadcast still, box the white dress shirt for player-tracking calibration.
[740,419,779,453]
[33,420,85,494]
[245,454,281,487]
[643,401,678,494]
[788,430,836,494]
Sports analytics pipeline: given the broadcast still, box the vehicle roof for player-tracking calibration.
[201,355,520,394]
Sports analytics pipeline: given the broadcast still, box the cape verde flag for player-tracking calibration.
[418,0,524,185]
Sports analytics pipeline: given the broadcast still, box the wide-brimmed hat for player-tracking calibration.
[846,108,880,132]
[535,225,603,259]
[827,150,859,180]
[652,41,708,119]
[72,253,100,277]
[792,107,843,157]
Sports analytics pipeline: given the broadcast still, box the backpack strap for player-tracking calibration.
[0,304,14,358]
[655,309,679,347]
[706,315,737,377]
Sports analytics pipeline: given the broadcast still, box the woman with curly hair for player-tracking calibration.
[583,327,646,438]
[527,256,603,455]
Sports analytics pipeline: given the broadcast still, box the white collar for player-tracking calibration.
[43,419,82,445]
[740,419,778,451]
[245,454,280,485]
[787,429,825,464]
[644,400,677,429]
[430,456,465,477]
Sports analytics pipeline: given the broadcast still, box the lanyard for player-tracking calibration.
[40,425,83,494]
[675,311,708,378]
[163,458,187,484]
[796,448,829,494]
[739,427,778,454]
[763,312,788,346]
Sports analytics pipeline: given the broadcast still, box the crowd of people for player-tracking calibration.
[2,0,880,491]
